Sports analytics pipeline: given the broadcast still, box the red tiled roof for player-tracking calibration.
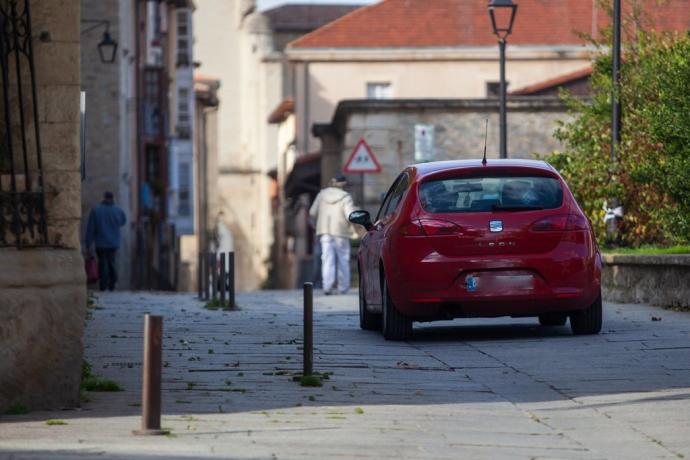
[510,66,592,95]
[290,0,690,49]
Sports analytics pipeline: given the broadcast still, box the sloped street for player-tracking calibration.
[1,291,689,459]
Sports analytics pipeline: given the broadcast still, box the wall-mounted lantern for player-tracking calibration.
[81,19,118,64]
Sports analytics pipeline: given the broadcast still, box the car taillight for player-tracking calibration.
[401,219,463,236]
[400,220,425,236]
[531,214,588,232]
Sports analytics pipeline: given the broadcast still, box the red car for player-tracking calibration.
[349,159,602,340]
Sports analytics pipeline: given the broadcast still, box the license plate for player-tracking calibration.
[464,272,534,293]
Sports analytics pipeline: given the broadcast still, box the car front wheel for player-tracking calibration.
[382,277,412,341]
[570,293,602,335]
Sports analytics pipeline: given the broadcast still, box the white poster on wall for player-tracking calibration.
[414,124,435,162]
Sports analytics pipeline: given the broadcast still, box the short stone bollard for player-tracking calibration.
[203,252,212,301]
[197,252,203,300]
[228,251,236,308]
[133,314,168,436]
[303,282,313,376]
[210,252,218,301]
[220,252,226,306]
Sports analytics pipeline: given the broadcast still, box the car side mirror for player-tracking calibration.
[348,210,373,231]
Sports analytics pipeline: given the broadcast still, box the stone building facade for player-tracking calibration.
[80,0,198,291]
[193,1,358,291]
[287,0,690,155]
[176,75,221,292]
[0,0,86,411]
[80,0,136,288]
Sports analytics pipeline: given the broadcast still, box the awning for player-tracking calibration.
[285,152,320,198]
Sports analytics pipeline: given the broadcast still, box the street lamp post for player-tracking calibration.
[606,0,624,242]
[488,0,518,159]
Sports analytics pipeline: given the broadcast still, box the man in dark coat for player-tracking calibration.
[85,191,127,291]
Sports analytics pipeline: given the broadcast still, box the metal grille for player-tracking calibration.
[0,0,47,247]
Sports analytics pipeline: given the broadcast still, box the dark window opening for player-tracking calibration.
[486,81,509,98]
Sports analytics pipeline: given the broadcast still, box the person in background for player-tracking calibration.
[309,174,357,295]
[85,191,127,291]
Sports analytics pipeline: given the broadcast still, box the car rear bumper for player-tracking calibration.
[386,244,601,319]
[394,288,594,320]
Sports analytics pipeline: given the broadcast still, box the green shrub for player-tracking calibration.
[547,13,690,247]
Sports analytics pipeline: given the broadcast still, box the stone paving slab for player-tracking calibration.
[1,291,689,459]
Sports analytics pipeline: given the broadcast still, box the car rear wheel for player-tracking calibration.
[382,278,412,341]
[359,273,381,331]
[570,293,602,335]
[538,313,568,326]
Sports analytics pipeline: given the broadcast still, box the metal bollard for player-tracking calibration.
[219,252,226,307]
[228,251,235,308]
[303,282,313,376]
[210,252,218,301]
[203,252,210,301]
[133,315,168,436]
[197,252,203,300]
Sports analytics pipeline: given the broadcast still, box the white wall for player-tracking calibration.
[291,50,593,153]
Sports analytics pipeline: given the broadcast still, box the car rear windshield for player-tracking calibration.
[419,176,563,213]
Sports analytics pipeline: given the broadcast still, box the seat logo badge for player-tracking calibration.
[466,275,478,292]
[489,220,503,232]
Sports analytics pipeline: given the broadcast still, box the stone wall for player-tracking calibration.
[320,98,571,214]
[602,254,690,308]
[0,250,86,411]
[0,0,86,412]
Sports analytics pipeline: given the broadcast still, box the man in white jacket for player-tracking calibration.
[309,174,356,295]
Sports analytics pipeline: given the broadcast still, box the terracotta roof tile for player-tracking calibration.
[290,0,690,49]
[267,97,295,124]
[510,66,593,95]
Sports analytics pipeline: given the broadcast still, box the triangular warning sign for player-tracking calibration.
[343,139,381,174]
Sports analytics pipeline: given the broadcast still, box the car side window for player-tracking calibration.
[384,174,409,218]
[375,174,404,222]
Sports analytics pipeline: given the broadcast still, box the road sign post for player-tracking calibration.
[343,138,381,175]
[344,139,381,206]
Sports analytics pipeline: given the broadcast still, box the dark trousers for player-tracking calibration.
[96,248,118,291]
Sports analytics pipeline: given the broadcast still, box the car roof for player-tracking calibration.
[409,159,556,180]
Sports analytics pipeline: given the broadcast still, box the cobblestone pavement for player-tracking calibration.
[1,290,690,460]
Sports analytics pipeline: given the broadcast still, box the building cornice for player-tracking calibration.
[286,45,600,62]
[325,97,577,136]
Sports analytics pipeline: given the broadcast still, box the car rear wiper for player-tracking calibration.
[491,204,544,211]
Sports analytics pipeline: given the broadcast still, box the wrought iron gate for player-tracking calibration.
[0,0,47,247]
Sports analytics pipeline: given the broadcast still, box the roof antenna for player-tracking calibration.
[482,118,489,166]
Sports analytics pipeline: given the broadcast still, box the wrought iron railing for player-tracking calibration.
[0,0,47,247]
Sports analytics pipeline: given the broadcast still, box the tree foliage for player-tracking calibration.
[547,22,690,246]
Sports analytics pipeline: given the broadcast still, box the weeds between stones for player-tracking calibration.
[81,360,123,393]
[4,403,31,415]
[45,419,67,426]
[203,299,240,311]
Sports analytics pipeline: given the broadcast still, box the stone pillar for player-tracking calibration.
[0,0,86,412]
